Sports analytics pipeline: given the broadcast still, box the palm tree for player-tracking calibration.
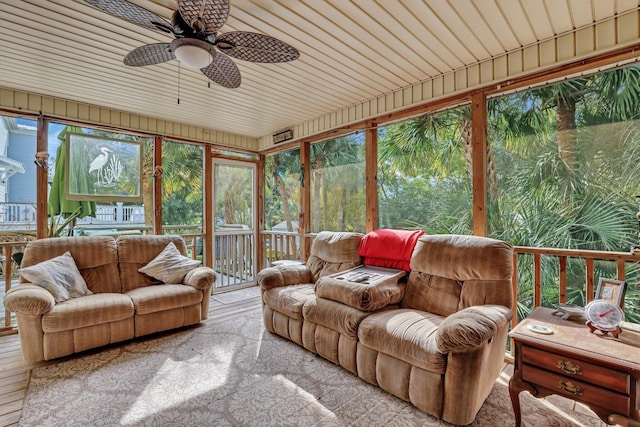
[488,64,640,320]
[161,141,204,227]
[377,106,479,232]
[310,134,365,232]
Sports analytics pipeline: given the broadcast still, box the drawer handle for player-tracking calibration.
[558,380,583,396]
[557,360,582,375]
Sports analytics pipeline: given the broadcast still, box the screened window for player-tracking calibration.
[161,140,204,235]
[487,63,640,316]
[310,134,365,233]
[264,149,300,232]
[377,105,473,234]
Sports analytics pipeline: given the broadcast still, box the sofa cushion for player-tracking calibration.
[436,305,513,353]
[257,264,312,291]
[20,236,121,294]
[127,284,203,315]
[262,284,315,320]
[403,235,514,315]
[402,272,463,317]
[307,232,363,281]
[138,242,201,283]
[42,293,134,333]
[357,308,447,374]
[302,297,372,339]
[19,252,92,303]
[315,273,404,311]
[117,235,190,291]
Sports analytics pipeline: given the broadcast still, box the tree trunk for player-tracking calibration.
[275,172,297,255]
[275,174,293,232]
[337,187,347,230]
[312,169,322,232]
[461,117,500,222]
[557,98,578,170]
[143,171,154,227]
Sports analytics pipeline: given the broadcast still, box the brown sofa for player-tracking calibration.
[3,234,216,364]
[258,231,514,425]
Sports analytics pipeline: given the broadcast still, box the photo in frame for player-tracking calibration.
[65,132,143,202]
[595,277,627,308]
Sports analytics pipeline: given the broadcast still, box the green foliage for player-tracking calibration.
[264,150,300,231]
[378,64,640,321]
[161,141,204,227]
[310,134,366,233]
[378,106,472,233]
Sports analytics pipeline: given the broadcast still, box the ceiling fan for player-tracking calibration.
[83,0,300,88]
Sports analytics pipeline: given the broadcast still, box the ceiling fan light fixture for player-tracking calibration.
[171,38,214,69]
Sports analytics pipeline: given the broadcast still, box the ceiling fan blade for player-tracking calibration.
[124,43,175,66]
[178,0,230,33]
[84,0,172,33]
[201,53,241,88]
[216,32,300,63]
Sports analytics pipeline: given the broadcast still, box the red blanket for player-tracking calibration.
[357,229,425,271]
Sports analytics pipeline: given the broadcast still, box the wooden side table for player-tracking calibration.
[509,307,640,427]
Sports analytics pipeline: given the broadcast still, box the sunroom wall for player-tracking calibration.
[0,89,257,151]
[257,9,640,150]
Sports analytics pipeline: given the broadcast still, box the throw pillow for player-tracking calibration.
[138,242,201,284]
[19,251,92,303]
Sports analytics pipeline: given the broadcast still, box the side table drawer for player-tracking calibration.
[521,345,629,394]
[522,364,630,415]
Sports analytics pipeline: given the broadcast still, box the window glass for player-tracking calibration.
[161,140,204,236]
[0,116,37,236]
[488,64,640,319]
[377,105,473,234]
[48,123,152,237]
[264,149,301,263]
[310,133,365,233]
[264,149,300,232]
[0,116,36,327]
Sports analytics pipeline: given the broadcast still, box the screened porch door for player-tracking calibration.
[211,158,257,293]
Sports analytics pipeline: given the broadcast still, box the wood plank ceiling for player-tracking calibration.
[0,0,638,141]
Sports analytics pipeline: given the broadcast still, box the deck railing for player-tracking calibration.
[215,230,255,290]
[1,240,33,331]
[511,246,640,325]
[261,231,301,267]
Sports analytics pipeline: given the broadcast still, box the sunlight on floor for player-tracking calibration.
[119,346,235,425]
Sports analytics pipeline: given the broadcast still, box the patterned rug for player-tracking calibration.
[20,310,602,426]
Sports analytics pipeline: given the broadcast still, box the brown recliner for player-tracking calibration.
[356,234,513,425]
[258,231,363,347]
[258,232,514,425]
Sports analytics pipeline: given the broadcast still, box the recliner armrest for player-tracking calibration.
[435,305,513,354]
[257,264,312,290]
[182,267,217,290]
[3,283,55,315]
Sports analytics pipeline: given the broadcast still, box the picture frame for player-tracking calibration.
[595,277,627,308]
[65,132,143,203]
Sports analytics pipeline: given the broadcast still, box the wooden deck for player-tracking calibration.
[0,286,263,427]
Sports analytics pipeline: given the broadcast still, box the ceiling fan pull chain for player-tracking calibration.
[177,62,181,105]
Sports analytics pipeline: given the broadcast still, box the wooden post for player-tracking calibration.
[36,117,48,239]
[300,141,311,261]
[153,136,162,235]
[365,122,378,233]
[203,145,213,268]
[257,154,265,270]
[471,92,487,237]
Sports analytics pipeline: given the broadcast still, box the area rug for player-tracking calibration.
[20,310,602,426]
